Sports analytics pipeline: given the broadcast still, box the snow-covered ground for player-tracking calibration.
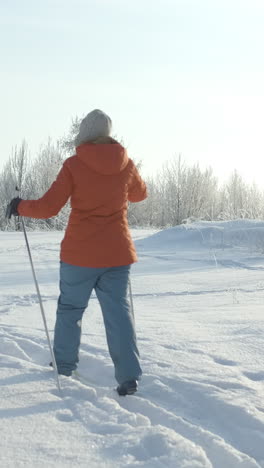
[1,220,264,468]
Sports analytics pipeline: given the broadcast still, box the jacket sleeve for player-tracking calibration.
[128,164,147,203]
[18,163,73,219]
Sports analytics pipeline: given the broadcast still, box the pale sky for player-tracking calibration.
[1,0,264,185]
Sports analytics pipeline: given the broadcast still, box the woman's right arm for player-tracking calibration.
[128,164,147,203]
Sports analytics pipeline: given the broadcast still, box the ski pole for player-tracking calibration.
[14,188,61,392]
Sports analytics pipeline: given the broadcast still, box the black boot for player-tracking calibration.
[49,361,72,377]
[116,380,138,396]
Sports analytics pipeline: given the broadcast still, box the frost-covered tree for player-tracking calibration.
[26,139,69,230]
[244,183,264,219]
[0,141,30,230]
[59,116,81,154]
[184,165,218,221]
[219,170,247,219]
[162,155,187,225]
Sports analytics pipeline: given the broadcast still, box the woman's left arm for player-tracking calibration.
[18,162,73,219]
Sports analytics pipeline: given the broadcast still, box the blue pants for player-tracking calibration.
[53,262,142,383]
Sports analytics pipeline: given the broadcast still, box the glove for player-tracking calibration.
[5,197,22,219]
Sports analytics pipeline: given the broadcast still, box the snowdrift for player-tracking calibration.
[135,219,264,252]
[1,221,264,467]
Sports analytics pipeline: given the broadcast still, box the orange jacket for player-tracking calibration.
[18,139,147,267]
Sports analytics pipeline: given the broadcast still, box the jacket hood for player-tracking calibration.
[76,137,129,175]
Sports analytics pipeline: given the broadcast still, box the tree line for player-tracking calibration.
[1,122,264,230]
[130,156,264,227]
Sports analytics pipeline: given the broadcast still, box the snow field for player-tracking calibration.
[1,222,264,467]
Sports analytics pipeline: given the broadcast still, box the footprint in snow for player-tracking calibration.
[243,371,264,382]
[55,410,74,422]
[212,356,237,366]
[256,406,264,413]
[161,344,179,351]
[155,361,170,368]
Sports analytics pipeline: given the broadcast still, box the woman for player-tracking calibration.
[7,109,147,396]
